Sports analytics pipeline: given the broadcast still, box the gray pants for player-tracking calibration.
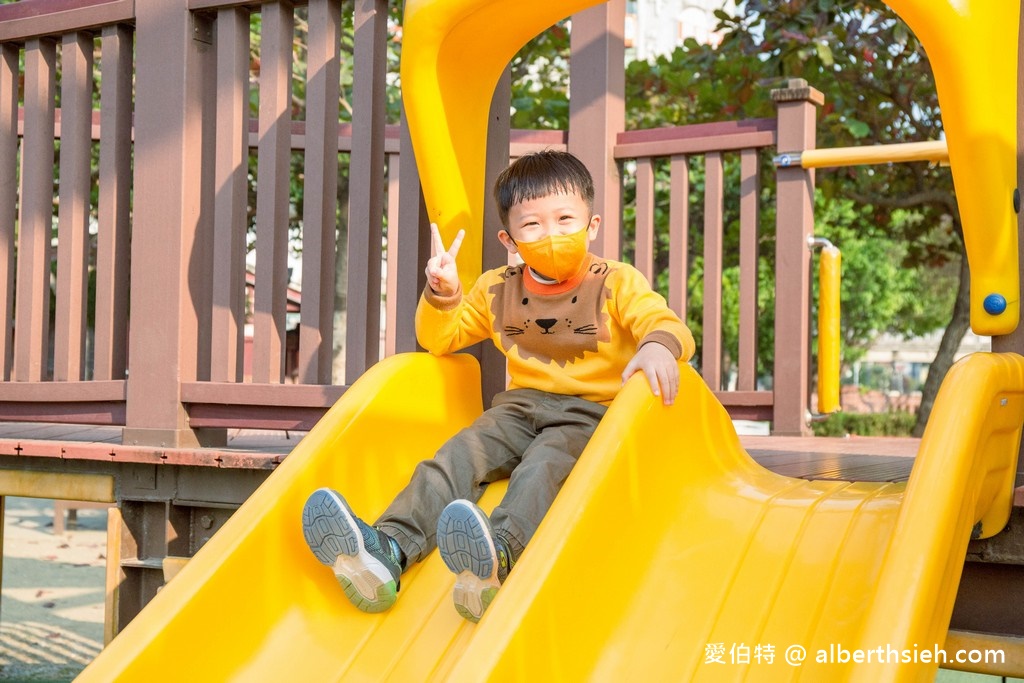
[375,388,607,567]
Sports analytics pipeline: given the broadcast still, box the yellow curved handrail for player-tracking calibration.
[881,0,1021,336]
[400,0,602,286]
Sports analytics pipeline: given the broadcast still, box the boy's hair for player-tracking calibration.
[493,150,595,228]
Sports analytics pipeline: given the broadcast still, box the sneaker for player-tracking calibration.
[436,500,514,623]
[301,488,403,613]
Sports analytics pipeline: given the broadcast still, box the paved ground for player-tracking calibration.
[1,497,106,682]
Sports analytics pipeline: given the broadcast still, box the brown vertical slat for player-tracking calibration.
[125,0,211,446]
[210,7,249,383]
[737,148,760,391]
[667,154,689,319]
[633,156,655,281]
[14,38,56,382]
[702,152,724,391]
[54,31,94,382]
[94,24,133,382]
[161,10,214,393]
[345,0,387,381]
[772,80,823,436]
[252,0,294,384]
[193,14,217,384]
[394,105,430,355]
[298,0,340,385]
[568,1,625,260]
[384,152,400,357]
[0,44,17,380]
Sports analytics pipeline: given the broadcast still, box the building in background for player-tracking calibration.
[625,0,730,60]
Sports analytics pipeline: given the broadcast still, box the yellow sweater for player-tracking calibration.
[416,254,695,405]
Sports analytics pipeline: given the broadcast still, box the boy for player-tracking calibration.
[303,150,694,622]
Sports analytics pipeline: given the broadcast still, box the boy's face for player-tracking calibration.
[498,191,600,255]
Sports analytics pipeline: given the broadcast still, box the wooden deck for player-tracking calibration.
[2,423,1022,504]
[742,434,917,482]
[0,422,303,469]
[0,422,922,480]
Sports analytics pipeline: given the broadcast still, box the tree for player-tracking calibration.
[509,21,571,129]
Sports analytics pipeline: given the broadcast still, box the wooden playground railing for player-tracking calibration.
[617,118,778,419]
[0,0,822,445]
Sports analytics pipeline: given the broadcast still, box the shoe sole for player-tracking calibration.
[437,501,501,623]
[301,488,397,613]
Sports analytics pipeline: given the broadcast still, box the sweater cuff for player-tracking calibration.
[422,284,463,311]
[639,331,683,359]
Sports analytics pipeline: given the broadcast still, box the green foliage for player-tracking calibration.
[812,197,956,363]
[509,21,571,129]
[810,411,916,437]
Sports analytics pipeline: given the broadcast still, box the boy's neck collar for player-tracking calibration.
[522,254,594,294]
[527,268,558,285]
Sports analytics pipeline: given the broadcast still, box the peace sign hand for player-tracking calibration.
[425,223,465,297]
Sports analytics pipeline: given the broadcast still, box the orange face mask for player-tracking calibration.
[514,228,590,282]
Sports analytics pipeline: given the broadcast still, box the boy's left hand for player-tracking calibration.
[622,342,679,406]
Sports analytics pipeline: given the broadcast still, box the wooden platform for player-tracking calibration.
[0,423,304,470]
[0,424,912,470]
[0,423,1021,504]
[741,434,917,482]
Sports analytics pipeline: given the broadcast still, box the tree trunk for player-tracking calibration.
[912,254,971,437]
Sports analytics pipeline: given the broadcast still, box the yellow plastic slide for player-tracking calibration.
[78,353,498,681]
[79,350,1024,681]
[449,352,1024,681]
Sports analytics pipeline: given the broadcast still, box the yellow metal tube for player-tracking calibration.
[817,244,842,414]
[0,470,115,502]
[797,140,948,169]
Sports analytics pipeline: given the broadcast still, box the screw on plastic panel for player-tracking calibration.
[983,293,1007,315]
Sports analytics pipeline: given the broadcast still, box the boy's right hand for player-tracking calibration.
[426,223,464,297]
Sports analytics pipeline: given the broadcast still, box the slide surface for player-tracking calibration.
[449,351,1024,682]
[78,351,1024,681]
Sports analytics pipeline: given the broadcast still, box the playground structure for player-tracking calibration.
[0,0,1022,678]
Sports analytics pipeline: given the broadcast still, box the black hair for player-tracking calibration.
[492,150,595,228]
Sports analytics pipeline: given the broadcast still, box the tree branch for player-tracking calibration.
[846,188,957,214]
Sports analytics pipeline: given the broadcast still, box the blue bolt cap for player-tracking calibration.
[983,293,1007,315]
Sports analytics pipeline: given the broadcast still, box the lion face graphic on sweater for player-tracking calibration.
[489,264,612,367]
